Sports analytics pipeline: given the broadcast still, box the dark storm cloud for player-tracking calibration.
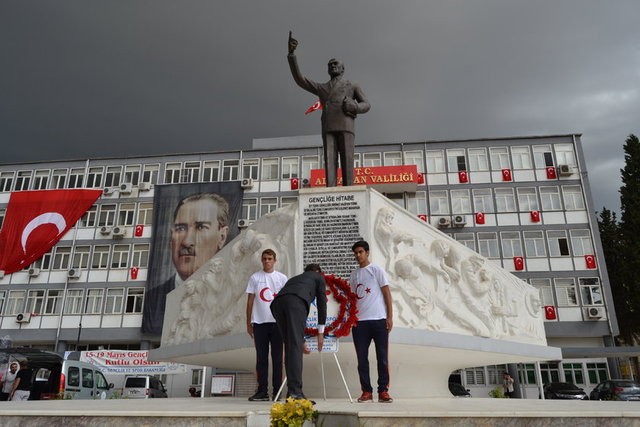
[1,1,638,212]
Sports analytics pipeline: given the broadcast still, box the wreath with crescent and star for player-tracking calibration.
[304,274,359,337]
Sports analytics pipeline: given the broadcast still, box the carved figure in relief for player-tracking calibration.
[373,207,415,271]
[457,255,497,336]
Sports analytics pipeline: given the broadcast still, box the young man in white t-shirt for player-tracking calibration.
[246,249,288,401]
[350,240,394,403]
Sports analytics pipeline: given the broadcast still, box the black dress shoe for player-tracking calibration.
[248,392,270,401]
[288,394,315,405]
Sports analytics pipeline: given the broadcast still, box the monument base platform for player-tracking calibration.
[1,396,639,427]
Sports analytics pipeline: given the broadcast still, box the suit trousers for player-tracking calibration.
[271,294,308,396]
[352,319,390,393]
[323,131,355,187]
[253,322,283,395]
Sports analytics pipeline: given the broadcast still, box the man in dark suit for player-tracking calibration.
[270,264,327,400]
[287,31,370,187]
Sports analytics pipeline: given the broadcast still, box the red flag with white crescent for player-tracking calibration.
[304,100,323,115]
[0,189,102,274]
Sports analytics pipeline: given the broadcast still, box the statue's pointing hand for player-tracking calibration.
[288,31,298,54]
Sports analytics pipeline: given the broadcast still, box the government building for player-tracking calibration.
[0,133,623,397]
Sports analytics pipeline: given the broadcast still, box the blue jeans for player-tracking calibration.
[352,319,389,393]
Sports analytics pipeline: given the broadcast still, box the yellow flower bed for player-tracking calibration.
[270,397,318,427]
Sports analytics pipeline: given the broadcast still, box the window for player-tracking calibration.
[68,367,80,387]
[124,165,141,186]
[404,151,425,173]
[261,158,279,180]
[64,289,84,314]
[0,291,5,315]
[447,149,466,171]
[406,191,427,215]
[35,251,52,271]
[51,169,68,189]
[517,187,539,211]
[111,244,130,269]
[222,160,239,181]
[132,244,150,268]
[33,170,50,190]
[478,232,499,258]
[465,367,486,385]
[540,186,562,211]
[489,147,510,170]
[487,365,507,385]
[281,157,299,179]
[518,364,537,385]
[587,363,608,384]
[98,204,117,227]
[562,186,585,210]
[137,203,153,226]
[202,160,220,182]
[547,230,570,256]
[66,168,84,188]
[85,289,104,314]
[570,229,594,256]
[105,288,125,314]
[563,363,585,385]
[26,290,45,314]
[242,159,259,180]
[494,188,516,212]
[82,368,94,388]
[191,369,203,385]
[533,145,554,168]
[531,278,554,306]
[281,196,297,208]
[79,206,97,228]
[91,245,111,269]
[182,162,200,183]
[455,233,476,251]
[580,278,603,305]
[524,231,547,258]
[7,290,27,315]
[86,167,103,188]
[539,363,560,385]
[0,208,4,229]
[473,189,494,213]
[500,231,523,257]
[96,372,110,390]
[72,245,91,270]
[242,199,258,220]
[384,151,402,166]
[425,150,445,173]
[468,148,489,171]
[0,171,14,192]
[260,197,278,217]
[125,288,145,313]
[52,247,72,270]
[429,190,449,215]
[450,189,471,214]
[555,143,577,166]
[555,278,578,306]
[362,152,381,167]
[301,156,320,178]
[164,163,181,184]
[118,203,136,226]
[104,166,122,187]
[44,290,62,315]
[142,164,159,184]
[15,170,32,190]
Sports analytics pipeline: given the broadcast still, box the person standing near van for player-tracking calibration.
[9,360,32,401]
[0,362,18,401]
[246,249,288,401]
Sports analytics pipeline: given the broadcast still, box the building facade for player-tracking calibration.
[0,133,622,397]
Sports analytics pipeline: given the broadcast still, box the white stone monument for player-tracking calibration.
[150,186,560,398]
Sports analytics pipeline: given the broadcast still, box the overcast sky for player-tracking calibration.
[1,1,638,212]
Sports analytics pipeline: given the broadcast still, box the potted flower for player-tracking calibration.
[270,397,318,427]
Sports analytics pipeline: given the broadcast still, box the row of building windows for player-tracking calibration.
[463,362,608,387]
[0,287,145,316]
[27,243,150,272]
[0,143,578,192]
[532,277,603,308]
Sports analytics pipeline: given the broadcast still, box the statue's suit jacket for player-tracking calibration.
[288,54,370,135]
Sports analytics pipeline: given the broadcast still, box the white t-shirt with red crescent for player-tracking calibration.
[246,270,288,324]
[350,263,389,321]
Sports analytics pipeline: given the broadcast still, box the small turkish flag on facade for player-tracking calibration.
[502,168,512,181]
[475,212,485,225]
[290,178,299,190]
[514,256,524,271]
[417,173,425,184]
[304,100,323,115]
[544,305,557,320]
[130,266,139,280]
[458,170,468,183]
[530,210,541,222]
[585,254,597,269]
[546,166,557,179]
[134,224,144,237]
[418,214,427,222]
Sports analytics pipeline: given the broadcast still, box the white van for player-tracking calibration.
[56,360,114,399]
[122,375,168,398]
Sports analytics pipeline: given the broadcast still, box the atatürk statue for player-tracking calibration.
[287,31,370,187]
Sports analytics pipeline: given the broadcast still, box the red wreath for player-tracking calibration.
[305,274,359,337]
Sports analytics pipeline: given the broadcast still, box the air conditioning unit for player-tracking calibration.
[68,268,81,279]
[558,164,573,177]
[112,226,125,238]
[588,306,604,319]
[103,187,115,196]
[100,226,112,235]
[16,313,31,323]
[241,178,253,189]
[139,182,152,191]
[28,267,41,277]
[238,219,249,228]
[119,183,133,194]
[453,215,466,227]
[437,217,450,228]
[302,178,310,187]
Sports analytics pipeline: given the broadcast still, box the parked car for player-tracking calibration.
[448,382,471,397]
[122,375,168,398]
[590,380,640,401]
[542,382,588,400]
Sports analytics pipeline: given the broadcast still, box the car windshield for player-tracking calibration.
[125,378,147,388]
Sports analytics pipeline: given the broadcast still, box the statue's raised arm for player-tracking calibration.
[288,31,298,55]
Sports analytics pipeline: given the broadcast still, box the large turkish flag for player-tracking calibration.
[0,189,102,274]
